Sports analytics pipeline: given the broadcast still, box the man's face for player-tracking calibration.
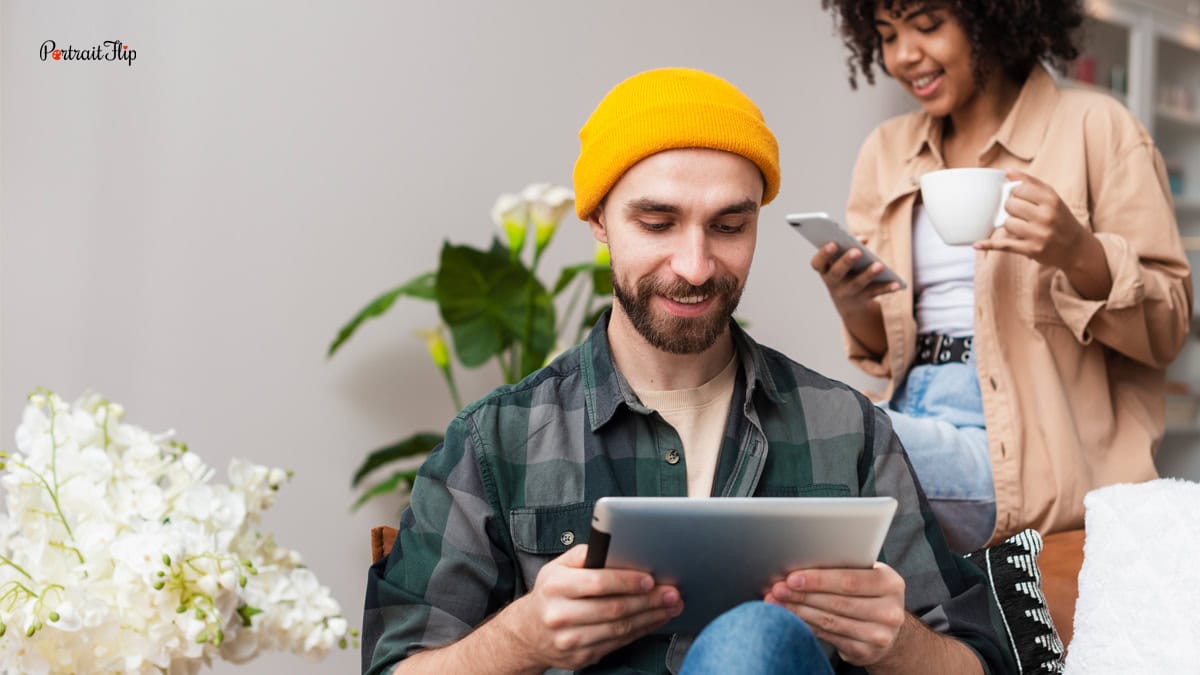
[590,148,762,355]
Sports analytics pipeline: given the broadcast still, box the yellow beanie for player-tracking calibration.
[573,67,780,220]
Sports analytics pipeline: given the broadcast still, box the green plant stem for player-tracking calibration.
[520,282,537,378]
[440,366,463,412]
[49,541,84,565]
[558,276,587,335]
[498,348,515,384]
[14,459,75,542]
[575,292,597,345]
[0,554,34,581]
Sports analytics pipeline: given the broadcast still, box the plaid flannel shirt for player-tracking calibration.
[363,314,1014,674]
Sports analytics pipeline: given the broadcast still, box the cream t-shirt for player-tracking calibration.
[634,355,738,497]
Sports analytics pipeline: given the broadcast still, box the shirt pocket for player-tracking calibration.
[510,501,595,555]
[756,483,852,498]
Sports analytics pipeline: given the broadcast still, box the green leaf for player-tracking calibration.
[436,244,555,370]
[350,433,443,487]
[553,263,593,296]
[327,272,437,357]
[591,265,613,296]
[353,470,419,511]
[237,605,263,627]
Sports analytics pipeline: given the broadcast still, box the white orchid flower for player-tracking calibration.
[490,192,528,258]
[529,185,575,254]
[0,391,352,670]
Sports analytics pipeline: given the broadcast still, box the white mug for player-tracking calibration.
[919,168,1021,246]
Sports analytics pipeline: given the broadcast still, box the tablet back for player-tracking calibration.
[588,496,897,633]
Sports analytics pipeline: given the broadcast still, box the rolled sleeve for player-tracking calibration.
[1048,138,1191,367]
[1049,233,1144,343]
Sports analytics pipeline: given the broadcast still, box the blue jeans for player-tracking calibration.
[883,362,996,553]
[680,602,834,675]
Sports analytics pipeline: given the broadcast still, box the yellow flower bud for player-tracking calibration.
[416,327,451,370]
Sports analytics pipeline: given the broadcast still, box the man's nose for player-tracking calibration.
[669,229,716,286]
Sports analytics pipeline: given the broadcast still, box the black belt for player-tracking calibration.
[914,334,973,366]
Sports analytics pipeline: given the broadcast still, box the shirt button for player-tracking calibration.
[560,530,575,546]
[665,449,681,465]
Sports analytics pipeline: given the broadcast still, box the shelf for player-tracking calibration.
[1061,77,1128,105]
[1165,421,1200,436]
[1156,105,1200,130]
[1178,197,1200,216]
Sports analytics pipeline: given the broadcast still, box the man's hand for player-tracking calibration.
[502,544,683,672]
[764,562,906,667]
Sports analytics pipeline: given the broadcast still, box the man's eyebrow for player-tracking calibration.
[624,198,680,215]
[623,198,759,216]
[716,199,759,216]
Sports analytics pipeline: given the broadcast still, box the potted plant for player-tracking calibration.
[329,183,611,509]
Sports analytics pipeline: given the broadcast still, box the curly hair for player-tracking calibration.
[821,0,1084,89]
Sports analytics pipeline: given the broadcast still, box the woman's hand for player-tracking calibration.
[975,170,1113,300]
[810,241,903,318]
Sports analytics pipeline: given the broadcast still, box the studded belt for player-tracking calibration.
[914,334,973,366]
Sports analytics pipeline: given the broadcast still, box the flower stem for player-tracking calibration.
[440,367,463,412]
[49,541,84,565]
[0,554,34,580]
[575,292,596,344]
[558,274,587,335]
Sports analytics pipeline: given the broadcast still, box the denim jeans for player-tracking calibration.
[883,362,996,553]
[680,602,834,675]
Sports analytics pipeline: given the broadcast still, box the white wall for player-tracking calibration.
[1,1,909,672]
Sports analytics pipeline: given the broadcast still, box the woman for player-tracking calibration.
[816,0,1191,552]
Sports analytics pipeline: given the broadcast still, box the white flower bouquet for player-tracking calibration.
[0,391,353,674]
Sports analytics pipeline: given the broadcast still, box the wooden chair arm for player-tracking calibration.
[372,525,399,563]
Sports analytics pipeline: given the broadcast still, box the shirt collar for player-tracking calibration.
[987,64,1057,162]
[580,310,784,432]
[905,63,1058,163]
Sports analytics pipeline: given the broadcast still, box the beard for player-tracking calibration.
[611,272,742,355]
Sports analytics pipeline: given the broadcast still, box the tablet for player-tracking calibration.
[787,212,907,289]
[583,496,897,633]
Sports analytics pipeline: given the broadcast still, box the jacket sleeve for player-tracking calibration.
[841,127,895,379]
[1049,115,1192,368]
[361,414,514,675]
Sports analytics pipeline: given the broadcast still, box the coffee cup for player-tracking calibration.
[919,168,1021,246]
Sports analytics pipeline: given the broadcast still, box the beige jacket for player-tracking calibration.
[843,65,1192,543]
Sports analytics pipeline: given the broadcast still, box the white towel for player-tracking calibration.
[1063,478,1200,674]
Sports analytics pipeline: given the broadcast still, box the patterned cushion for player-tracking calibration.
[964,529,1065,674]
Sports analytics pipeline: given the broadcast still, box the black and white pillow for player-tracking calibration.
[964,529,1065,674]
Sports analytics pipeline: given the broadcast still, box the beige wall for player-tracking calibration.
[1,1,910,672]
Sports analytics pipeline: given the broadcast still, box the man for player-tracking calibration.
[363,67,1013,675]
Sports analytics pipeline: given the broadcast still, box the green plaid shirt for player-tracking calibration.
[363,315,1014,674]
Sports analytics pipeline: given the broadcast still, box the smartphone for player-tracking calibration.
[786,212,906,289]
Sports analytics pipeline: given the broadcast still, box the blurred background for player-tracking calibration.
[3,1,1199,673]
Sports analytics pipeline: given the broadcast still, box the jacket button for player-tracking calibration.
[665,449,681,465]
[560,530,575,546]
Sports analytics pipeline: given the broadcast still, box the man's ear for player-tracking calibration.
[588,207,609,244]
